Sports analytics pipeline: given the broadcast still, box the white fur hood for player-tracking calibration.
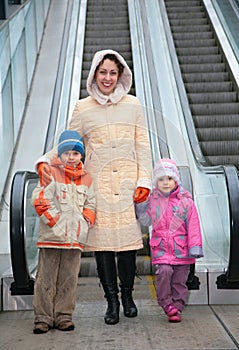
[86,49,132,105]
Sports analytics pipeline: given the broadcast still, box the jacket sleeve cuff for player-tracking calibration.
[83,208,96,226]
[47,213,61,227]
[136,178,152,190]
[188,246,204,258]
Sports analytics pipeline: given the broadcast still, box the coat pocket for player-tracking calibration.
[76,188,87,208]
[173,235,188,258]
[149,238,165,259]
[59,185,69,204]
[76,217,89,244]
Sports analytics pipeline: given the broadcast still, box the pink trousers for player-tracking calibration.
[155,264,190,312]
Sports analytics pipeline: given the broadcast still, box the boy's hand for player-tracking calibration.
[133,187,150,203]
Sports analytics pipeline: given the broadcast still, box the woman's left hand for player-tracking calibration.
[133,187,150,203]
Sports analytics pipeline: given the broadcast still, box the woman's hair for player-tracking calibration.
[95,54,124,76]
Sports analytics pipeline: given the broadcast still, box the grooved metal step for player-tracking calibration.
[164,0,239,168]
[80,0,135,99]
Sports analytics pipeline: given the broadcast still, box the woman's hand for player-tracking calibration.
[37,162,52,187]
[133,187,150,203]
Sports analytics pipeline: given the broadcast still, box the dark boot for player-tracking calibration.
[95,251,120,325]
[117,250,138,318]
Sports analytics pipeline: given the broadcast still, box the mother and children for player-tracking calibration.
[31,49,203,334]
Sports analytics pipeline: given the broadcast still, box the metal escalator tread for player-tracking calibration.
[80,0,135,99]
[164,0,239,168]
[197,127,239,142]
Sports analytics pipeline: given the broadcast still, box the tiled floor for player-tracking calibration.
[0,276,239,350]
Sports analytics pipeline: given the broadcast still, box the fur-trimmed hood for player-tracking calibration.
[86,49,132,105]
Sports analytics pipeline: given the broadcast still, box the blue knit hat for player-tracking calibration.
[58,130,85,157]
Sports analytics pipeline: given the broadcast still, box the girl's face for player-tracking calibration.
[60,150,82,166]
[157,176,177,193]
[95,59,119,95]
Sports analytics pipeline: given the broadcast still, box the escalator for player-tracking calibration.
[163,0,239,168]
[6,0,239,309]
[160,0,239,286]
[80,0,135,98]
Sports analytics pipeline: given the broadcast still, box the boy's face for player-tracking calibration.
[157,176,177,193]
[60,150,82,166]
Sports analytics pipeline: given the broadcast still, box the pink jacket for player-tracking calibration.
[135,185,203,265]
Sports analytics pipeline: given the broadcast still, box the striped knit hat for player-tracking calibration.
[58,130,85,157]
[153,158,180,187]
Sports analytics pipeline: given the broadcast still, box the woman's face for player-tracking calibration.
[95,59,119,95]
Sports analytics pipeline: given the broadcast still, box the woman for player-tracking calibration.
[39,49,152,325]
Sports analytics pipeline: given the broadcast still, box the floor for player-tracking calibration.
[1,276,239,350]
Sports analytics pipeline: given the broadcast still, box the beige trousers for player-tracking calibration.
[33,248,81,327]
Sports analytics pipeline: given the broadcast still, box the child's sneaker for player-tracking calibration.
[168,312,181,322]
[164,304,178,316]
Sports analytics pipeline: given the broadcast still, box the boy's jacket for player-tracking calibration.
[32,156,96,250]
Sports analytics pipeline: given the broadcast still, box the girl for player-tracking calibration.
[135,158,203,322]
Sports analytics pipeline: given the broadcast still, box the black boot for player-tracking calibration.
[95,252,120,325]
[117,250,138,318]
[104,284,120,325]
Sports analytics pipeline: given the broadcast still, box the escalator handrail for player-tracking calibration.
[10,171,38,289]
[223,165,239,281]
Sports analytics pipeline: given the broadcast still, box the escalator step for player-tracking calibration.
[174,38,216,48]
[180,63,226,74]
[179,54,222,65]
[185,81,234,93]
[171,24,211,33]
[197,127,239,141]
[183,72,230,83]
[204,155,239,167]
[193,114,239,128]
[188,91,237,104]
[173,32,213,40]
[177,46,219,55]
[190,102,239,115]
[200,140,239,156]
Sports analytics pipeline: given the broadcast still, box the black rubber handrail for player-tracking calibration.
[217,165,239,287]
[10,171,38,295]
[224,165,239,281]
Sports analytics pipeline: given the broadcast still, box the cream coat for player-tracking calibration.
[68,49,152,251]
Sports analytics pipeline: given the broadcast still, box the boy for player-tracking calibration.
[32,130,96,334]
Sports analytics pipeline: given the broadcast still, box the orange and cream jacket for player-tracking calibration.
[32,155,96,251]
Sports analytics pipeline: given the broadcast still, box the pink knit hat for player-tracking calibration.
[153,158,181,187]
